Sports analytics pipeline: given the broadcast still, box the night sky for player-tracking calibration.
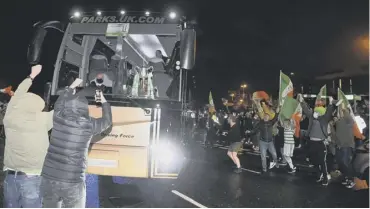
[0,0,368,105]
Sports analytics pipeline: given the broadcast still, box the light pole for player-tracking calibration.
[240,84,247,95]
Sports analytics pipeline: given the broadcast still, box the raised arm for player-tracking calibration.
[54,79,82,112]
[324,97,341,122]
[13,65,42,98]
[297,94,313,117]
[91,93,112,136]
[323,104,334,122]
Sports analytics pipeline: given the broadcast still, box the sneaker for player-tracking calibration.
[316,174,324,182]
[288,167,296,173]
[346,180,356,189]
[262,168,267,173]
[322,178,329,186]
[234,168,242,173]
[341,178,349,185]
[278,160,287,166]
[269,162,277,169]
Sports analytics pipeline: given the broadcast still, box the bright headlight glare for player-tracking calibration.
[153,143,177,165]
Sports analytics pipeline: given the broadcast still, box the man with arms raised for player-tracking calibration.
[40,78,112,208]
[3,65,53,207]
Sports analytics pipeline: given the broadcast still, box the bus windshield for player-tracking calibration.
[53,20,182,101]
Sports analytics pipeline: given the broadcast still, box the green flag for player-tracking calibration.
[315,85,327,106]
[279,97,299,121]
[279,71,294,107]
[337,88,349,108]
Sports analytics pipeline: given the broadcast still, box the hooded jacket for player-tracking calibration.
[41,88,112,183]
[3,78,53,175]
[301,102,333,140]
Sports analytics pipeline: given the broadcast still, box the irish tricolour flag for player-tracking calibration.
[279,71,294,106]
[278,71,302,137]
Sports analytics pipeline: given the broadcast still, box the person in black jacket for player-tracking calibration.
[40,78,112,208]
[248,110,280,172]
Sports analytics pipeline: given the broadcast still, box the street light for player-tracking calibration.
[230,93,235,101]
[240,84,247,95]
[73,11,81,18]
[290,72,295,76]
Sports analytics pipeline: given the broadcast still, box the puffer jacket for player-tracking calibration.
[3,78,53,175]
[41,88,112,183]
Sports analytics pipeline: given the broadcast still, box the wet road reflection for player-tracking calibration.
[85,142,369,208]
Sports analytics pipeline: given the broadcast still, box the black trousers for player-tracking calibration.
[309,140,328,180]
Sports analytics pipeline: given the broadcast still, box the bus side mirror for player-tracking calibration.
[27,21,64,65]
[180,29,196,70]
[27,28,47,65]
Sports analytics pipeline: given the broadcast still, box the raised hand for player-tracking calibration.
[100,92,107,103]
[329,96,334,105]
[69,78,83,89]
[335,99,343,107]
[30,65,42,79]
[297,94,304,103]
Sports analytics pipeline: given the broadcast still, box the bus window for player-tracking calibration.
[72,34,84,46]
[57,61,79,89]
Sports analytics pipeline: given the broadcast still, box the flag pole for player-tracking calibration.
[279,70,282,107]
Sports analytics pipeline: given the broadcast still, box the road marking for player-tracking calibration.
[217,146,261,156]
[295,163,314,168]
[171,190,207,208]
[241,167,261,174]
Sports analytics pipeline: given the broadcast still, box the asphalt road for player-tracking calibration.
[0,141,369,208]
[89,141,369,208]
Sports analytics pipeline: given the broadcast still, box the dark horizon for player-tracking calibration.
[0,0,368,105]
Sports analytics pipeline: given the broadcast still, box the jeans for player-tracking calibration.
[3,173,42,208]
[336,147,354,180]
[40,177,86,208]
[86,174,100,208]
[259,140,278,170]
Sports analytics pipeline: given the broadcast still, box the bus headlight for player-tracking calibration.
[152,141,181,166]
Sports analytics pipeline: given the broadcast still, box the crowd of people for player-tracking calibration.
[202,94,368,188]
[0,65,368,207]
[1,65,112,208]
